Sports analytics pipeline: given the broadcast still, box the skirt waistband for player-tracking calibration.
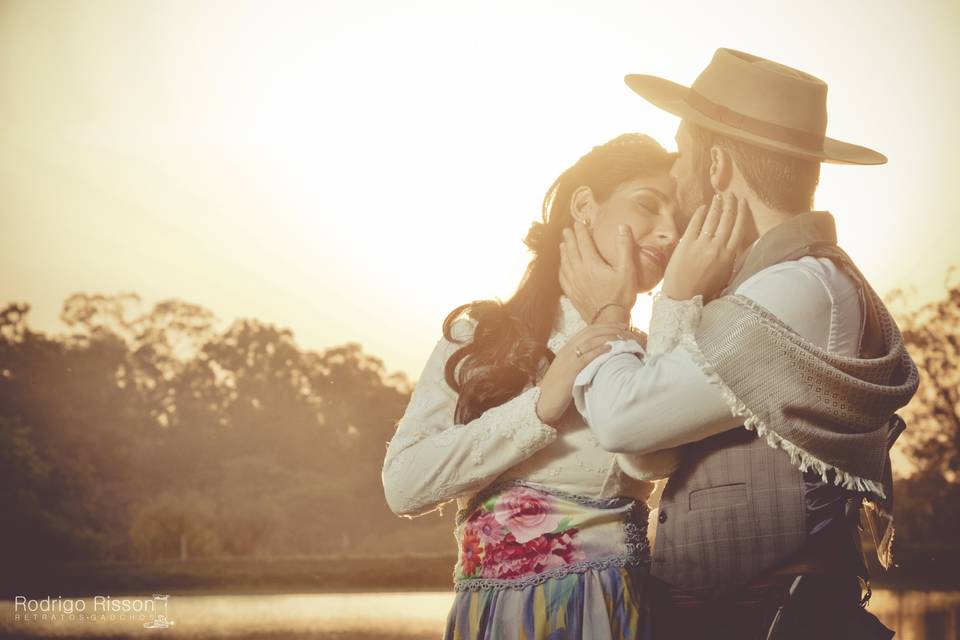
[453,481,650,591]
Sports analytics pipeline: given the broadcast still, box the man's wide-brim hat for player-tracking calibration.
[626,48,887,165]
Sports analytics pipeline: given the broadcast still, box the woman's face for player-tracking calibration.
[579,172,682,293]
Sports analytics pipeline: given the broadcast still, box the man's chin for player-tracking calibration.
[677,182,713,220]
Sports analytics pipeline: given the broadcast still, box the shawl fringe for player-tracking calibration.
[676,332,888,501]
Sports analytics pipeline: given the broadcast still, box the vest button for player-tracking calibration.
[658,510,667,524]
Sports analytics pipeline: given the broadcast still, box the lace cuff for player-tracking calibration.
[646,293,704,355]
[503,386,558,456]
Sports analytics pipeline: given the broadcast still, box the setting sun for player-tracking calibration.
[2,0,957,378]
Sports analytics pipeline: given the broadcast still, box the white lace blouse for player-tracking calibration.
[381,296,680,518]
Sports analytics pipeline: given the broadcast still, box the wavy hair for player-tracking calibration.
[441,133,675,423]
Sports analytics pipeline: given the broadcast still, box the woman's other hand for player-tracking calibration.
[559,221,638,325]
[535,322,634,426]
[661,192,750,301]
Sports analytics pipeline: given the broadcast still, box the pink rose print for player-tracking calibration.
[493,486,562,543]
[480,534,528,579]
[522,530,585,572]
[478,530,584,580]
[468,511,506,546]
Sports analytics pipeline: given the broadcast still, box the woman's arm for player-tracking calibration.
[381,319,557,517]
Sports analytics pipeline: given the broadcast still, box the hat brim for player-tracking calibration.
[625,74,887,165]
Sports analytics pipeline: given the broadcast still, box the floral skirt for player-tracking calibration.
[443,481,652,640]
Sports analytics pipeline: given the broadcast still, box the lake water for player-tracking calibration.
[2,590,959,639]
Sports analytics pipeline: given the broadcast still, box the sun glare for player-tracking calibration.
[0,0,956,377]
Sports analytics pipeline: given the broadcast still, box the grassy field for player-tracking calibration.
[3,545,958,599]
[3,554,458,599]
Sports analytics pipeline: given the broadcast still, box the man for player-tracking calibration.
[561,49,919,638]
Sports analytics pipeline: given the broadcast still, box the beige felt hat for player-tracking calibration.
[625,48,887,165]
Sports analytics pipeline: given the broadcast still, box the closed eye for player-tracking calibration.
[633,198,658,214]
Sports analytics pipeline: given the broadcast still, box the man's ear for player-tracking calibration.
[570,186,599,226]
[708,146,734,192]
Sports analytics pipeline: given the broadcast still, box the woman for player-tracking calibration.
[381,133,682,639]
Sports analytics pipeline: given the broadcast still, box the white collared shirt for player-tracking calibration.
[381,296,678,518]
[572,256,863,454]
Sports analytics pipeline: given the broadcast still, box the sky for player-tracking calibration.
[1,0,958,379]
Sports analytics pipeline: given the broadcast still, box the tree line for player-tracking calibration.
[0,293,452,587]
[0,280,957,587]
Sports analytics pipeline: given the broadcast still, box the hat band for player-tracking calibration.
[687,89,825,152]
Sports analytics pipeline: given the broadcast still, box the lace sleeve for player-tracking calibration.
[645,293,704,355]
[381,319,557,517]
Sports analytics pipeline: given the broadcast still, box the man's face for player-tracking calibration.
[669,121,710,219]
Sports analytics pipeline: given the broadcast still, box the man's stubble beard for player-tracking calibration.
[677,168,715,220]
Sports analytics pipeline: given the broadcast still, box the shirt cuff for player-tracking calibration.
[616,448,681,481]
[571,338,645,416]
[646,293,704,355]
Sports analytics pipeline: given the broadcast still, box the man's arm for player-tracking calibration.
[574,260,846,454]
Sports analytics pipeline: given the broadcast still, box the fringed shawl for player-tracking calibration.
[692,211,919,567]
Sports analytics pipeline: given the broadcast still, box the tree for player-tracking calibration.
[129,490,221,561]
[890,274,960,544]
[0,291,450,587]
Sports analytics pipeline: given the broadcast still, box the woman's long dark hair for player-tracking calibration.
[442,133,675,423]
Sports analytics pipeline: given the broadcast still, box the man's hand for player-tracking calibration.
[559,221,638,324]
[661,192,750,301]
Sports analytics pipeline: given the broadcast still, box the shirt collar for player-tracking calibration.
[726,210,837,294]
